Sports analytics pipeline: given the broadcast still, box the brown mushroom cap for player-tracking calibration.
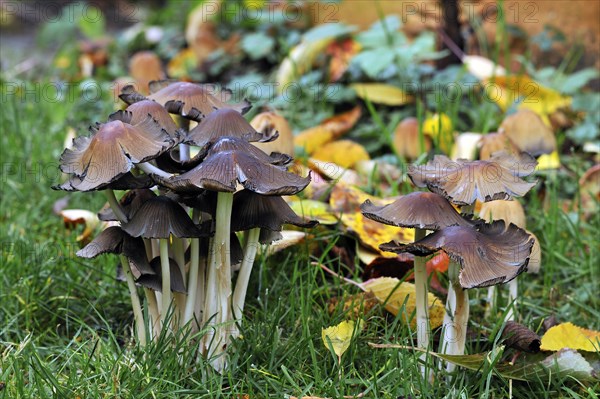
[162,150,310,195]
[380,220,534,288]
[58,115,173,191]
[361,191,472,230]
[136,257,186,293]
[128,51,165,94]
[114,100,181,141]
[77,226,154,275]
[479,199,526,229]
[120,80,250,121]
[121,195,210,238]
[185,108,274,148]
[392,117,432,160]
[478,132,520,160]
[55,171,154,193]
[499,109,557,156]
[205,136,291,166]
[231,190,317,233]
[408,152,537,205]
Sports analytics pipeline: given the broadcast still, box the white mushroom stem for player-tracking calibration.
[413,228,429,349]
[159,238,172,328]
[232,227,261,325]
[183,209,201,326]
[178,116,191,162]
[203,191,234,372]
[105,189,127,223]
[506,279,518,321]
[443,260,469,373]
[144,287,160,339]
[137,162,172,178]
[120,256,146,346]
[485,286,497,318]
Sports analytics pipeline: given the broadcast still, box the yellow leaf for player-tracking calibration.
[422,113,454,154]
[294,126,336,154]
[277,38,334,92]
[340,212,414,257]
[329,183,389,213]
[485,76,571,124]
[311,140,370,169]
[351,83,413,106]
[540,322,600,352]
[167,48,197,80]
[536,151,561,171]
[361,277,445,329]
[321,320,364,357]
[288,200,338,225]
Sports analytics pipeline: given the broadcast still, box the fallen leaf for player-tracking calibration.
[451,132,481,160]
[167,48,197,80]
[340,212,414,257]
[327,291,379,318]
[536,151,561,170]
[360,277,444,329]
[351,83,413,106]
[294,107,361,154]
[579,164,600,219]
[320,106,362,136]
[422,113,454,154]
[540,322,600,352]
[277,38,335,91]
[312,140,370,169]
[329,183,388,214]
[262,230,307,256]
[327,38,361,82]
[308,160,363,186]
[322,320,364,358]
[486,76,571,124]
[501,321,541,353]
[288,200,338,225]
[250,112,294,156]
[59,209,102,243]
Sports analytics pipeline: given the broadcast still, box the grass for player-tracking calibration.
[1,78,598,398]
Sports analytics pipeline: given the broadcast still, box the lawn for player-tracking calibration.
[1,1,599,398]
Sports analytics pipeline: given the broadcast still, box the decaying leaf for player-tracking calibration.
[327,291,379,318]
[59,209,102,243]
[540,322,600,352]
[311,140,370,169]
[308,160,363,186]
[327,38,361,82]
[341,212,414,257]
[501,321,541,353]
[329,183,390,213]
[360,277,444,329]
[322,320,364,358]
[262,230,307,257]
[351,83,413,106]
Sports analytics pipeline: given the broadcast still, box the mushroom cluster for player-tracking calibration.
[361,151,537,373]
[54,80,316,372]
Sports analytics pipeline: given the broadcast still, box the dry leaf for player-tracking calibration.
[501,321,541,353]
[486,76,571,124]
[540,322,600,352]
[277,38,334,91]
[59,209,101,243]
[262,230,306,256]
[340,212,414,257]
[351,83,413,106]
[320,106,362,136]
[311,140,370,169]
[250,112,294,156]
[360,277,444,329]
[327,291,379,318]
[322,320,364,357]
[536,151,561,170]
[294,107,361,154]
[329,183,389,213]
[327,38,361,82]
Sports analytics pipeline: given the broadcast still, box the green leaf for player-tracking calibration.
[241,32,275,60]
[302,23,355,42]
[351,49,395,78]
[567,122,599,144]
[560,69,599,95]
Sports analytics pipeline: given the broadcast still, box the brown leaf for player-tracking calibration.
[327,291,379,318]
[327,38,361,82]
[501,321,541,353]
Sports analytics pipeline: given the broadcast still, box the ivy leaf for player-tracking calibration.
[241,32,275,60]
[351,49,395,78]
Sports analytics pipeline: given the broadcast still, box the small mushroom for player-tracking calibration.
[478,132,520,160]
[380,221,533,289]
[113,100,182,141]
[128,51,165,94]
[392,117,432,161]
[408,152,537,206]
[499,109,557,156]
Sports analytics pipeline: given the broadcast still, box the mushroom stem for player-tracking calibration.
[178,116,191,161]
[137,162,172,178]
[105,189,127,223]
[159,238,172,328]
[484,286,496,318]
[413,228,430,349]
[506,279,518,321]
[203,191,234,371]
[232,227,261,325]
[144,287,160,338]
[120,256,146,346]
[183,209,201,327]
[443,260,469,373]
